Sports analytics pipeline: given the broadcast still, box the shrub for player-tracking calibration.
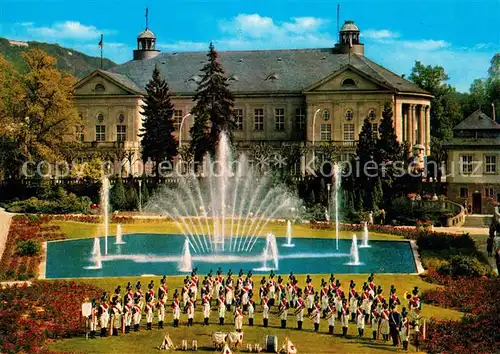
[437,255,490,277]
[4,190,91,214]
[16,240,40,256]
[110,178,127,211]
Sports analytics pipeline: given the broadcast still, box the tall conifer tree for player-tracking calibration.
[355,117,379,210]
[377,102,402,163]
[139,64,177,180]
[190,42,235,163]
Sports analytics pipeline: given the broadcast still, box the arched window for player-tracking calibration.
[345,109,353,121]
[342,78,356,87]
[322,109,330,121]
[97,113,105,123]
[95,84,105,92]
[368,109,377,120]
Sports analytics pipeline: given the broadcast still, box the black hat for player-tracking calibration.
[377,288,383,295]
[148,281,154,290]
[350,281,355,289]
[126,282,132,291]
[336,279,341,287]
[412,286,419,295]
[161,276,166,284]
[114,286,121,295]
[390,285,396,294]
[101,292,108,302]
[247,270,253,277]
[136,281,141,290]
[208,269,213,277]
[239,269,243,276]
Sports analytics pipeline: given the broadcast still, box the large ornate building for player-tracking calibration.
[73,19,432,175]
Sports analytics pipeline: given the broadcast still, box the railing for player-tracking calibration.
[411,199,465,227]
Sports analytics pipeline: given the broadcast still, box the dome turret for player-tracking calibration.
[334,20,364,56]
[133,8,160,60]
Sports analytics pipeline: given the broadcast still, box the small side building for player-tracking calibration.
[445,110,500,214]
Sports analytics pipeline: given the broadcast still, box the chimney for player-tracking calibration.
[401,74,406,79]
[492,103,496,122]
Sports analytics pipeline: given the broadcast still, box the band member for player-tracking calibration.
[259,277,267,304]
[185,295,195,326]
[367,274,376,297]
[370,302,380,340]
[132,298,142,332]
[268,272,276,306]
[247,270,254,290]
[191,269,199,300]
[278,293,289,329]
[134,282,143,310]
[158,276,168,302]
[262,291,270,327]
[362,286,373,324]
[234,304,244,332]
[88,298,98,339]
[348,281,357,321]
[335,290,343,320]
[380,303,390,342]
[248,298,255,326]
[171,293,181,328]
[217,290,226,325]
[277,276,285,305]
[225,278,234,311]
[241,282,250,311]
[356,299,365,337]
[123,299,132,333]
[237,269,244,292]
[304,279,314,315]
[98,293,110,337]
[202,290,211,325]
[124,283,134,307]
[145,281,155,330]
[111,288,123,336]
[400,309,410,351]
[182,279,190,308]
[320,280,329,317]
[326,298,336,334]
[389,285,400,309]
[215,271,224,302]
[295,290,305,330]
[340,298,349,336]
[311,298,321,332]
[157,292,167,329]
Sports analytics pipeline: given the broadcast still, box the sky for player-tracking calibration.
[0,0,498,92]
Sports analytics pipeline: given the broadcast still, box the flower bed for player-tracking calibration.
[422,275,500,353]
[0,281,104,354]
[0,215,66,280]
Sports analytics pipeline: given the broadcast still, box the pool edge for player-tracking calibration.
[410,240,425,274]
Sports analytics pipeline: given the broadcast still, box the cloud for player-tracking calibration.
[20,21,114,40]
[283,17,328,34]
[363,29,399,39]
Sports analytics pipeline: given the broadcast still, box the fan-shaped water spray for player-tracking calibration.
[115,224,125,245]
[146,132,300,256]
[360,222,370,248]
[179,238,193,272]
[347,234,360,265]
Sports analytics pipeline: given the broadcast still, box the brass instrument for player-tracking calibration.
[404,291,412,300]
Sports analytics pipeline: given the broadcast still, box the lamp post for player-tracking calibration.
[178,113,192,150]
[327,183,331,223]
[311,108,321,170]
[138,179,142,213]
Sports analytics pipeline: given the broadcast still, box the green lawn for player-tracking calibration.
[47,274,460,354]
[51,220,405,241]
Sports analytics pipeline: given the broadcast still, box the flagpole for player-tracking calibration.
[100,34,103,70]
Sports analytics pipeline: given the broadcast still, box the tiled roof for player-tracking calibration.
[99,70,145,94]
[110,48,430,95]
[453,110,500,130]
[444,138,500,147]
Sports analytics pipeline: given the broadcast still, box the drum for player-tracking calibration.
[265,335,278,353]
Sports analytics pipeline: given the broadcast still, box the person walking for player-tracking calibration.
[389,305,401,347]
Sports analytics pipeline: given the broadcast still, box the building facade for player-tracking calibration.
[73,20,432,175]
[445,110,500,214]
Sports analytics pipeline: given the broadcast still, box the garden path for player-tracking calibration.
[0,207,13,264]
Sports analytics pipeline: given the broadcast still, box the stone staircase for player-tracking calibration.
[463,214,493,228]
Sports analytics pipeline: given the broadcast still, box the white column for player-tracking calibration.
[425,105,431,155]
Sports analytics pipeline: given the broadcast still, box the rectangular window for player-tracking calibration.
[75,125,84,142]
[460,187,469,198]
[234,109,243,130]
[173,110,183,130]
[485,155,497,173]
[116,125,127,142]
[320,123,331,141]
[344,123,355,141]
[371,123,378,139]
[274,108,285,131]
[95,125,105,142]
[485,188,495,198]
[254,109,264,131]
[295,108,306,131]
[461,155,473,174]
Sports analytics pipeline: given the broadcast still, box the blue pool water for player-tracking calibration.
[45,234,417,278]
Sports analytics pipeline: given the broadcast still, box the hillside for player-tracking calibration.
[0,38,116,77]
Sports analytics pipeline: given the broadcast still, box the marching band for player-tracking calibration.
[82,269,423,350]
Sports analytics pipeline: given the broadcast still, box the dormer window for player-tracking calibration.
[227,75,239,82]
[342,78,356,87]
[95,84,105,92]
[265,73,279,81]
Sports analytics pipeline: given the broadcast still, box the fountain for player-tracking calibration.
[114,224,125,245]
[347,234,360,265]
[282,220,295,247]
[101,176,110,255]
[85,237,102,269]
[256,232,279,271]
[146,132,299,258]
[360,222,370,248]
[179,238,193,272]
[333,163,341,250]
